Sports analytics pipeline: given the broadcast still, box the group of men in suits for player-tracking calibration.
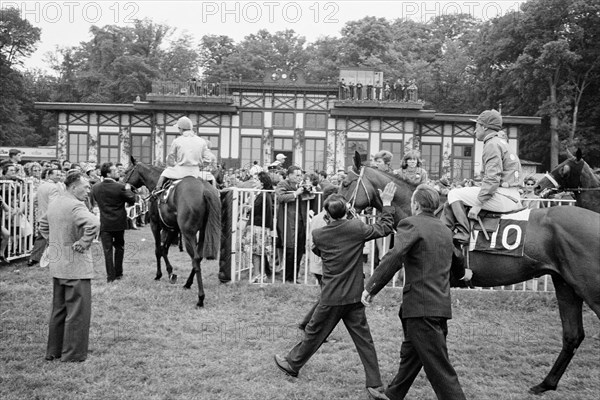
[275,183,471,400]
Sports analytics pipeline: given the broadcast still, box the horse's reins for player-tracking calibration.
[542,172,600,194]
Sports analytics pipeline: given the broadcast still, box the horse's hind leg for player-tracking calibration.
[530,275,584,394]
[151,224,163,280]
[184,268,195,289]
[195,259,205,308]
[162,230,178,283]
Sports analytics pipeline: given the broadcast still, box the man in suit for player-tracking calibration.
[275,165,310,282]
[40,172,99,362]
[27,168,64,266]
[362,184,472,400]
[274,183,397,400]
[91,162,136,282]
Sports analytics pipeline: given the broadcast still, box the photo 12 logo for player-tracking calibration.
[1,1,140,24]
[200,1,340,24]
[400,1,523,22]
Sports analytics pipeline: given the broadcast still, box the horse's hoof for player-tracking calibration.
[154,275,162,281]
[183,284,191,290]
[529,382,556,395]
[196,295,205,308]
[169,274,178,284]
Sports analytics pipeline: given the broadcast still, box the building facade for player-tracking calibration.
[35,69,540,181]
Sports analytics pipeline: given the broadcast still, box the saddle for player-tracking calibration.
[469,207,526,235]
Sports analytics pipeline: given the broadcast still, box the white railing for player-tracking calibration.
[1,180,35,261]
[229,190,575,292]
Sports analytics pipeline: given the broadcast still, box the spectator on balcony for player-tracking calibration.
[374,80,382,101]
[356,82,363,100]
[338,78,346,100]
[407,80,418,102]
[188,77,197,95]
[349,81,355,100]
[366,81,373,101]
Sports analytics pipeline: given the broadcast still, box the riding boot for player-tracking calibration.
[152,176,165,197]
[441,201,471,246]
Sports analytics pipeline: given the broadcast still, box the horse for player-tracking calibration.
[338,152,600,395]
[534,149,600,213]
[123,157,222,308]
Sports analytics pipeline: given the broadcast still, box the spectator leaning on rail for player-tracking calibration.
[90,162,136,283]
[153,116,217,195]
[441,109,523,246]
[40,172,99,362]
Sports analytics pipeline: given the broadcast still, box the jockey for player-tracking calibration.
[441,109,523,246]
[153,116,217,194]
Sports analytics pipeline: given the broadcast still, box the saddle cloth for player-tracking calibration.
[469,209,531,257]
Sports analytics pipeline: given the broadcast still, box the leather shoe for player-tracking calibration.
[367,386,390,400]
[274,354,298,377]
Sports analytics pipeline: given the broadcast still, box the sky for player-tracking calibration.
[2,0,527,72]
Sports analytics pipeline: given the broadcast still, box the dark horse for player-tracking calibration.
[339,152,600,395]
[124,157,221,308]
[534,149,600,213]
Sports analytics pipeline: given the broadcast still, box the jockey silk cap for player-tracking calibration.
[176,116,194,130]
[471,109,502,131]
[276,153,287,160]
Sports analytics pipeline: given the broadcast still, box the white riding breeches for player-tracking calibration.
[447,186,522,212]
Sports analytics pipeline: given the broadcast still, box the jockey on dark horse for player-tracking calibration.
[153,116,217,196]
[441,109,523,250]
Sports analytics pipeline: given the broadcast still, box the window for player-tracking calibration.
[346,140,369,168]
[131,133,152,164]
[421,143,441,180]
[452,145,474,181]
[241,111,263,127]
[273,137,293,152]
[273,112,295,128]
[380,141,403,170]
[304,139,326,172]
[240,137,263,169]
[304,113,327,130]
[199,134,220,159]
[68,132,88,163]
[98,133,120,163]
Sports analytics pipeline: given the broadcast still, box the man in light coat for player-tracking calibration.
[40,172,99,362]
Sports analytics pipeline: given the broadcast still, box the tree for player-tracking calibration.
[0,7,41,66]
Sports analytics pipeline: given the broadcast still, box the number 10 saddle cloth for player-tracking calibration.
[469,209,531,257]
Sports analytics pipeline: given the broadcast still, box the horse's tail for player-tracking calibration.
[201,185,222,260]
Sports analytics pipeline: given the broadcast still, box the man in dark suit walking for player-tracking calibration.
[274,183,397,400]
[91,162,136,283]
[362,184,472,400]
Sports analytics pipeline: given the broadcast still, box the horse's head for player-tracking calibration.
[534,149,584,197]
[338,152,381,212]
[123,155,162,191]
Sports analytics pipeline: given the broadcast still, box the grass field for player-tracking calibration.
[1,227,599,400]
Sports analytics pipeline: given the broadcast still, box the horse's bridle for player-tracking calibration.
[347,167,371,212]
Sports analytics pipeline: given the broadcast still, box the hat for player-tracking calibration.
[175,116,193,130]
[471,110,502,131]
[275,153,287,161]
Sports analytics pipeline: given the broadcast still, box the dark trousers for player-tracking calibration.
[29,231,47,262]
[47,278,91,362]
[386,317,466,400]
[287,302,383,388]
[284,246,305,282]
[299,274,323,329]
[100,230,125,281]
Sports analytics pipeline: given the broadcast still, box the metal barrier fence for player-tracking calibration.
[1,180,35,261]
[229,188,576,292]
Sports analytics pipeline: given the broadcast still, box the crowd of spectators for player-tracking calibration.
[0,149,147,266]
[338,78,420,102]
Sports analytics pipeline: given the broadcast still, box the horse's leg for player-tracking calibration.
[151,224,163,281]
[195,258,205,308]
[162,230,178,283]
[530,275,585,394]
[184,268,195,289]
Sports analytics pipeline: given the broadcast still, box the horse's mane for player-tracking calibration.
[363,166,418,190]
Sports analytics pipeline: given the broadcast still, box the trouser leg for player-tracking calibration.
[61,279,92,362]
[113,231,125,278]
[342,303,383,388]
[47,278,67,358]
[100,231,115,281]
[286,304,342,372]
[385,318,424,400]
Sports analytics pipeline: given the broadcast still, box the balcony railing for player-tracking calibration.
[149,80,230,100]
